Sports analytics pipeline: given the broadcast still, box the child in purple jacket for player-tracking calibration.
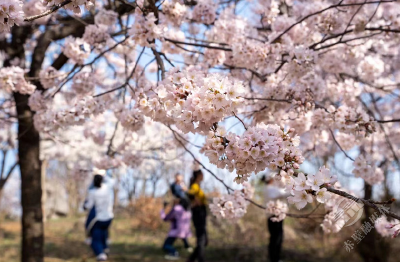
[161,199,192,260]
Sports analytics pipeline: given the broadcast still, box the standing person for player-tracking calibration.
[262,175,287,262]
[186,170,207,262]
[170,173,190,210]
[84,171,115,261]
[161,199,192,260]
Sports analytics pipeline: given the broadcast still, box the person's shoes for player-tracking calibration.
[186,247,194,253]
[164,252,180,260]
[96,253,108,261]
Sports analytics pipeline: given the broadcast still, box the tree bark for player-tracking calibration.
[13,92,44,262]
[356,184,390,262]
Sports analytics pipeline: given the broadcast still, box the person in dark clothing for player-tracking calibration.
[186,170,207,262]
[267,217,283,262]
[170,173,190,210]
[262,175,287,262]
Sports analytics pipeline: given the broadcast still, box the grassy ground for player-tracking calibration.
[0,215,360,262]
[0,201,398,262]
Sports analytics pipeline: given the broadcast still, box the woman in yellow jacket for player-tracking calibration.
[186,170,207,262]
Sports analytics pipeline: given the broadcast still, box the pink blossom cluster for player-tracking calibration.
[286,167,336,210]
[33,96,105,132]
[39,66,62,89]
[231,41,276,74]
[63,36,91,65]
[321,210,345,234]
[122,151,143,168]
[0,66,36,94]
[0,0,24,33]
[375,216,400,238]
[116,108,145,132]
[94,155,121,170]
[23,0,49,24]
[202,125,303,184]
[95,8,118,26]
[313,105,376,136]
[162,29,186,54]
[83,128,106,145]
[266,200,288,222]
[128,11,164,47]
[139,68,245,134]
[162,0,187,26]
[28,90,47,111]
[192,0,217,25]
[253,0,280,25]
[206,7,250,44]
[71,71,95,95]
[209,182,254,220]
[83,24,110,45]
[353,155,384,185]
[42,0,94,15]
[357,56,385,82]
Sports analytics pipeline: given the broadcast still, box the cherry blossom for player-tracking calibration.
[63,36,91,65]
[0,66,36,94]
[0,0,24,32]
[83,24,110,46]
[191,0,217,25]
[353,155,384,185]
[140,68,246,134]
[209,182,254,220]
[266,200,288,222]
[42,0,94,15]
[128,11,164,47]
[39,66,62,89]
[375,216,400,238]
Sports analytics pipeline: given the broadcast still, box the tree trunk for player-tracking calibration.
[41,160,47,223]
[0,186,3,211]
[13,92,44,262]
[356,184,390,262]
[152,180,158,198]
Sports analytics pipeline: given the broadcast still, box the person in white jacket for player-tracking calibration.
[84,170,115,261]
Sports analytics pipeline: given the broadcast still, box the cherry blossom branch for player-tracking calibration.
[93,47,145,97]
[151,47,166,80]
[164,38,232,51]
[329,129,355,161]
[338,0,366,42]
[232,112,247,130]
[314,32,383,51]
[0,160,19,189]
[24,0,73,22]
[107,121,119,156]
[377,119,400,123]
[241,97,292,103]
[168,126,232,193]
[271,0,394,43]
[327,187,400,220]
[246,198,323,218]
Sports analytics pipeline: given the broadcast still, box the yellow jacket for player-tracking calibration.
[187,183,207,206]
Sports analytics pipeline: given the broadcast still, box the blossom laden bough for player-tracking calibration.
[202,124,303,184]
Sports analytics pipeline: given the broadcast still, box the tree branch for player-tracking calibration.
[327,187,400,221]
[24,0,73,22]
[329,129,355,161]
